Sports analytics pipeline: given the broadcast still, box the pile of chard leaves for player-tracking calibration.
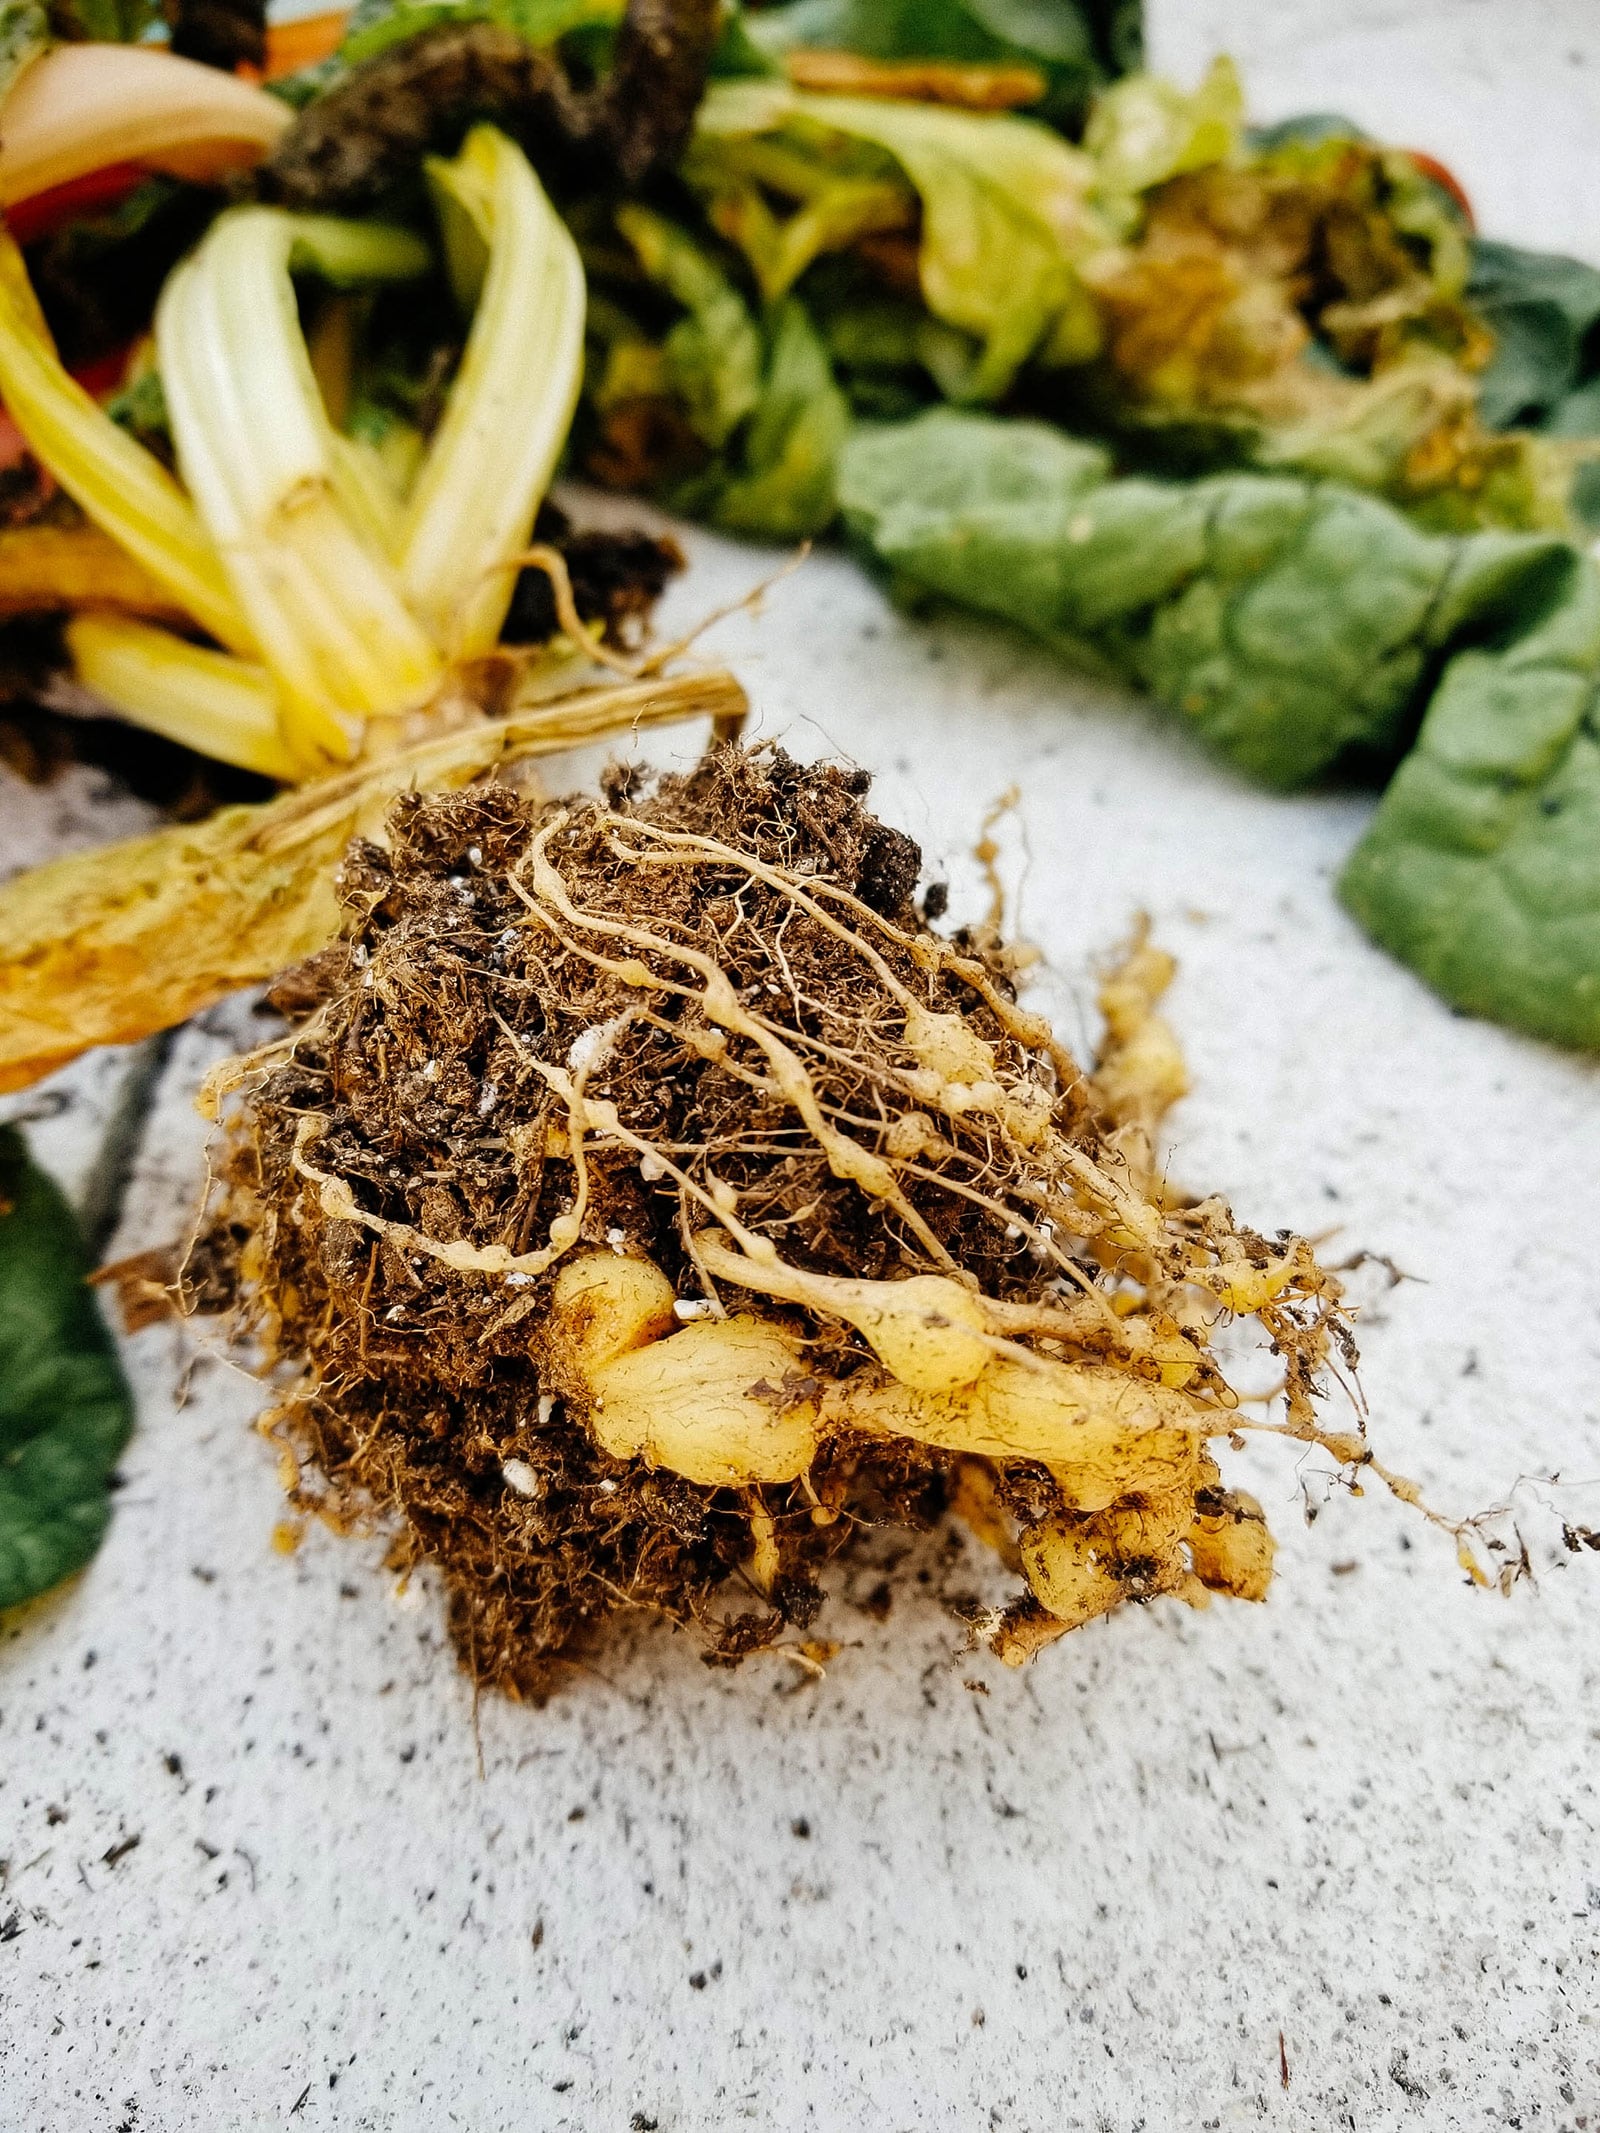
[12,0,1600,1050]
[0,1126,133,1611]
[554,9,1600,1047]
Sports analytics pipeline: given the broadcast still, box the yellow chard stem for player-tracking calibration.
[66,615,302,783]
[0,235,251,652]
[403,126,586,657]
[155,207,442,766]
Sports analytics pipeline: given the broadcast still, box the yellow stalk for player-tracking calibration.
[0,235,251,652]
[404,127,586,655]
[66,615,302,783]
[155,208,442,767]
[0,525,187,621]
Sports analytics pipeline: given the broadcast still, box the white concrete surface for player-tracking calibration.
[3,9,1600,2129]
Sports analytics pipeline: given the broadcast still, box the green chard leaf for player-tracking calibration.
[840,408,1600,1042]
[743,0,1139,132]
[612,205,849,539]
[0,1127,135,1612]
[1340,550,1600,1047]
[841,409,1570,782]
[1470,237,1600,431]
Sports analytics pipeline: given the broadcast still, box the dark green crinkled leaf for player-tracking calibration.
[838,407,1575,785]
[840,408,1600,1042]
[0,1127,134,1612]
[1470,238,1600,432]
[1340,551,1600,1047]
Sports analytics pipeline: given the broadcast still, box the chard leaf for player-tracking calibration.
[841,407,1600,1042]
[1470,238,1600,431]
[1340,551,1600,1047]
[0,1126,134,1613]
[695,78,1103,397]
[840,408,1572,784]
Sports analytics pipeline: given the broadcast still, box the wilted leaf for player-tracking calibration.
[0,669,742,1093]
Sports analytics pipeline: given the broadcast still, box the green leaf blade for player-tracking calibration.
[843,409,1600,1044]
[1340,553,1600,1048]
[0,1126,135,1613]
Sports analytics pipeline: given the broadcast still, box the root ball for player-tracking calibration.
[205,745,1352,1696]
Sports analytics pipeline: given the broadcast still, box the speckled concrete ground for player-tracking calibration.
[2,7,1599,2128]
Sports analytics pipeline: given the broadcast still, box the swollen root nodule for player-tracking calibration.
[201,746,1376,1697]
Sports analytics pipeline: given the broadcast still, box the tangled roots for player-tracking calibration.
[202,746,1411,1698]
